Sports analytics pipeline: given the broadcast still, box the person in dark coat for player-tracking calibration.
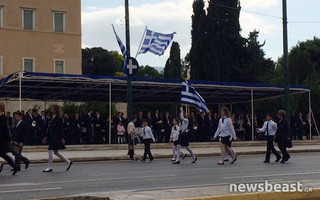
[23,109,37,145]
[42,105,73,172]
[163,112,172,143]
[12,112,30,170]
[0,102,20,175]
[82,110,94,144]
[274,110,291,164]
[94,111,105,144]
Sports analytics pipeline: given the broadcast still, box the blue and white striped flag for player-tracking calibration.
[112,25,128,75]
[138,29,176,56]
[181,81,209,113]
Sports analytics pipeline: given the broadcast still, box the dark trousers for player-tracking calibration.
[265,136,280,161]
[15,147,30,167]
[0,151,19,169]
[142,138,153,161]
[278,142,290,160]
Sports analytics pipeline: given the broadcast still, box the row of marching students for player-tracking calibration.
[127,106,292,166]
[0,103,72,175]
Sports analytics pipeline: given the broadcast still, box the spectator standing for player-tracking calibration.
[117,121,126,144]
[153,110,163,143]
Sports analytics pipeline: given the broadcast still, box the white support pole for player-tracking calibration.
[19,72,22,111]
[310,108,320,139]
[308,90,312,140]
[251,89,254,141]
[108,82,112,144]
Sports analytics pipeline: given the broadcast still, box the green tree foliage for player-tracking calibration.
[275,38,320,121]
[190,0,207,80]
[164,41,182,79]
[190,0,274,82]
[136,65,163,78]
[82,47,123,76]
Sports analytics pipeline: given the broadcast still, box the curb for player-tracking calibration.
[175,189,320,200]
[27,148,320,164]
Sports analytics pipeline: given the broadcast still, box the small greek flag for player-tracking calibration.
[181,81,209,113]
[138,29,176,56]
[112,25,128,75]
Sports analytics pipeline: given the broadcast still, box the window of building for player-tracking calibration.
[0,56,3,76]
[23,9,34,30]
[54,60,65,74]
[0,6,3,28]
[23,58,34,72]
[54,12,64,32]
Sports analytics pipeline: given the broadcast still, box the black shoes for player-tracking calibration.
[263,160,270,163]
[43,169,53,173]
[230,157,237,164]
[217,162,224,165]
[182,154,187,160]
[12,166,20,176]
[66,161,73,171]
[191,157,198,163]
[280,159,286,164]
[25,161,30,169]
[172,161,180,164]
[275,156,282,162]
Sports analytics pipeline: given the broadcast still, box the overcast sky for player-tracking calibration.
[81,0,320,68]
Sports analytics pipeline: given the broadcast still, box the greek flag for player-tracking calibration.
[181,81,209,113]
[112,25,128,75]
[138,29,176,56]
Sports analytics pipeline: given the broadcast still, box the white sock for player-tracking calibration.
[171,144,176,159]
[47,150,53,170]
[185,146,196,160]
[176,145,181,161]
[54,150,70,164]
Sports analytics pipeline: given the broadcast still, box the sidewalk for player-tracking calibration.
[7,141,320,163]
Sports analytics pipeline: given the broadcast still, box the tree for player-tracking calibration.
[242,30,275,83]
[164,41,182,79]
[168,42,182,79]
[189,0,274,83]
[136,65,163,78]
[190,0,207,80]
[82,47,123,76]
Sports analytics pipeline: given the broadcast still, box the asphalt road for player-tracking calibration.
[0,152,320,200]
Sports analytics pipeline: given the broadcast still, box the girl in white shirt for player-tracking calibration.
[169,118,186,162]
[213,107,237,165]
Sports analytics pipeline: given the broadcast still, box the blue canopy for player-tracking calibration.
[0,71,310,104]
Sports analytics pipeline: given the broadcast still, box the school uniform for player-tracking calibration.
[257,120,281,162]
[214,117,236,146]
[127,122,135,160]
[12,120,30,168]
[141,126,155,161]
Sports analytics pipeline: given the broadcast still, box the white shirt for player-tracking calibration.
[214,117,236,139]
[170,125,180,142]
[257,120,277,136]
[179,112,189,132]
[16,120,22,128]
[142,126,155,141]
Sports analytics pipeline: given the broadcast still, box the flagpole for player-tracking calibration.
[125,0,133,118]
[135,26,147,59]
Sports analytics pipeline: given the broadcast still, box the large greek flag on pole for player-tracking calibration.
[112,25,128,74]
[138,29,176,56]
[181,81,209,113]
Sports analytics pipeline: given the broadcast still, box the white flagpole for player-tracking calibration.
[135,26,147,59]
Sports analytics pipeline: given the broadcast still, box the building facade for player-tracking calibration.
[0,0,81,78]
